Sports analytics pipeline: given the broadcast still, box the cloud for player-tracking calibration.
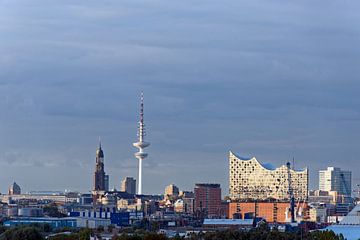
[0,0,359,194]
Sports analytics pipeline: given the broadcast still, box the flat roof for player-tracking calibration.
[203,219,253,225]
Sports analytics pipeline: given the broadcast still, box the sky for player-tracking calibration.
[0,0,359,195]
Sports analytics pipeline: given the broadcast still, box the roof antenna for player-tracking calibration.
[292,157,295,170]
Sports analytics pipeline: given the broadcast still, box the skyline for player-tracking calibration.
[0,1,359,194]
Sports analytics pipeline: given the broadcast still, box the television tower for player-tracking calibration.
[133,92,150,195]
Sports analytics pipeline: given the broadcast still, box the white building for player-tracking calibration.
[319,167,352,196]
[309,206,327,223]
[229,151,308,201]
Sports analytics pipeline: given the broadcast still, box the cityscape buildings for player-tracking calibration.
[194,183,221,218]
[133,92,150,195]
[121,177,136,195]
[319,167,352,197]
[229,151,308,201]
[0,94,358,239]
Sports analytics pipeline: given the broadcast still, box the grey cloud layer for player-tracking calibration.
[0,0,359,194]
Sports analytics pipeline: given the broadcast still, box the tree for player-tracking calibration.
[78,228,92,240]
[48,234,79,240]
[144,233,167,240]
[43,204,67,218]
[0,226,6,235]
[97,225,105,233]
[311,230,345,240]
[108,224,115,233]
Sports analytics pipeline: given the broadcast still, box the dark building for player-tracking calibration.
[194,183,221,218]
[8,182,21,195]
[93,142,106,191]
[121,177,136,195]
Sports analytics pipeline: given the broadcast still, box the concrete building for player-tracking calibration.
[194,184,221,218]
[229,151,308,201]
[179,191,194,198]
[121,177,136,195]
[4,218,77,229]
[165,184,179,199]
[308,190,352,204]
[0,194,67,204]
[319,167,352,197]
[203,219,254,230]
[8,182,21,195]
[309,205,327,223]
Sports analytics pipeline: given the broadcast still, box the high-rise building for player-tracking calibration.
[165,184,179,198]
[229,151,308,201]
[194,183,221,218]
[8,182,21,195]
[121,177,136,194]
[93,142,106,191]
[133,92,150,195]
[319,167,352,196]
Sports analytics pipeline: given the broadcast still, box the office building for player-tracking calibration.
[194,183,221,218]
[165,184,179,198]
[229,151,308,201]
[319,167,352,196]
[121,177,136,195]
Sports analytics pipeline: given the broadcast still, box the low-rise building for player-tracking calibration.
[229,201,309,223]
[309,205,327,223]
[4,217,77,228]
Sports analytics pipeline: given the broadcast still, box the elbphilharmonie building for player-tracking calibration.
[229,151,308,201]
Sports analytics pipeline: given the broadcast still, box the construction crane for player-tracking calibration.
[286,162,295,223]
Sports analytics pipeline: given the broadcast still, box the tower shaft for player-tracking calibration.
[138,158,142,194]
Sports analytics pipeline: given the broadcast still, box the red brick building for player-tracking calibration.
[194,183,221,218]
[229,201,309,223]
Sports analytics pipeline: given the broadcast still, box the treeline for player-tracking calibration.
[0,225,345,240]
[0,226,91,240]
[111,226,345,240]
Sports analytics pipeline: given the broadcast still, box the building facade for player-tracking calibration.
[319,167,352,197]
[194,183,221,218]
[165,184,179,198]
[228,201,309,223]
[93,143,106,191]
[121,177,136,195]
[229,151,308,201]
